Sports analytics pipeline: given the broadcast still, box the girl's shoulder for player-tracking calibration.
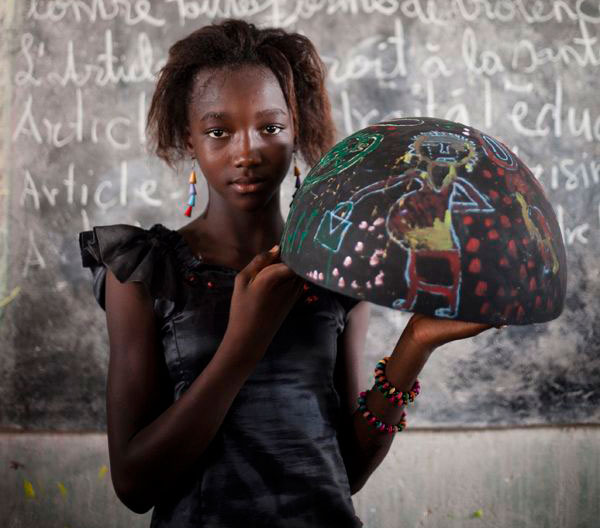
[78,223,195,311]
[78,222,361,323]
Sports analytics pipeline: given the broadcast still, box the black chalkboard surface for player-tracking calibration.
[1,1,598,430]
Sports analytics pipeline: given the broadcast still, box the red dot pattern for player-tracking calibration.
[468,258,481,273]
[535,296,542,309]
[500,215,511,228]
[519,265,527,280]
[466,238,480,252]
[450,169,560,323]
[475,281,488,296]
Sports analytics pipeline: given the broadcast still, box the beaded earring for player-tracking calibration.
[293,152,301,191]
[184,158,198,217]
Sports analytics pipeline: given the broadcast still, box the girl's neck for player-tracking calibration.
[180,191,286,269]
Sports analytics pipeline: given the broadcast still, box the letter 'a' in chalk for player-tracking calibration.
[281,117,567,325]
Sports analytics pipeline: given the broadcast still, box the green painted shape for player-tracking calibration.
[297,209,319,253]
[299,130,384,196]
[283,204,303,253]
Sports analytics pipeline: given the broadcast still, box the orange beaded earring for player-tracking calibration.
[184,158,197,217]
[290,152,303,209]
[293,152,301,191]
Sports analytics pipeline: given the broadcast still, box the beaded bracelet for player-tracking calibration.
[374,356,421,407]
[358,391,407,434]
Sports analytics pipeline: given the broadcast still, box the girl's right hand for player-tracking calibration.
[227,245,306,354]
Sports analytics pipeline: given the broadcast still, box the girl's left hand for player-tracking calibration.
[404,313,497,352]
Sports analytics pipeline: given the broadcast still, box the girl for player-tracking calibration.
[79,19,492,527]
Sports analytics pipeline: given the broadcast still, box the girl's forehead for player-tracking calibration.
[188,65,288,113]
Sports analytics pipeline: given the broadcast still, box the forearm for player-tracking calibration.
[112,330,265,512]
[343,330,433,494]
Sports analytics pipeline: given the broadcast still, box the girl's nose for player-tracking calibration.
[234,132,262,168]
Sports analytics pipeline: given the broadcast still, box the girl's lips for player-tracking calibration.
[231,179,267,194]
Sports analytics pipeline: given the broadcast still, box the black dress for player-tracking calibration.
[79,223,363,528]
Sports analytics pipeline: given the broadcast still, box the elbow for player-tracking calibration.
[349,474,368,496]
[122,497,154,515]
[112,474,155,514]
[350,483,362,496]
[109,447,157,514]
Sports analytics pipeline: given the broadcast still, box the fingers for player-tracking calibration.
[237,245,281,285]
[255,262,301,284]
[236,247,304,291]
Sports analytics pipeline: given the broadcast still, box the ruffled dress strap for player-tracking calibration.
[78,223,180,311]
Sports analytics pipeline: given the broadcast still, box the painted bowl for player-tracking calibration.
[281,117,567,325]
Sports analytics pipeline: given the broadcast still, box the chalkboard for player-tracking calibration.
[1,1,598,430]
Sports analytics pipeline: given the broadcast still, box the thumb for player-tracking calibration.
[239,245,280,284]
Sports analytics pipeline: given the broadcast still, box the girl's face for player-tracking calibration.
[185,65,295,210]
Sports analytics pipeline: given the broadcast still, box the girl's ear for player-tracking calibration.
[184,126,195,157]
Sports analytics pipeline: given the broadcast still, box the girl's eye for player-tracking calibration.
[264,124,283,135]
[207,129,229,139]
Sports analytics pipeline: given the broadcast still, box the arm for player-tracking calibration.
[335,308,492,494]
[104,270,267,514]
[334,300,377,495]
[104,247,304,514]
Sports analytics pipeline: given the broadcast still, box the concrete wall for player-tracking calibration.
[2,427,598,528]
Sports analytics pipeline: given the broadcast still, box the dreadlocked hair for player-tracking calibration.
[146,19,335,169]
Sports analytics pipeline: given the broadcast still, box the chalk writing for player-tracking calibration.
[166,0,274,26]
[322,17,406,84]
[8,0,600,267]
[16,30,162,87]
[338,76,493,135]
[12,90,147,149]
[556,205,590,246]
[20,162,162,212]
[509,79,600,142]
[262,0,600,27]
[27,0,166,26]
[511,19,600,72]
[22,229,46,278]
